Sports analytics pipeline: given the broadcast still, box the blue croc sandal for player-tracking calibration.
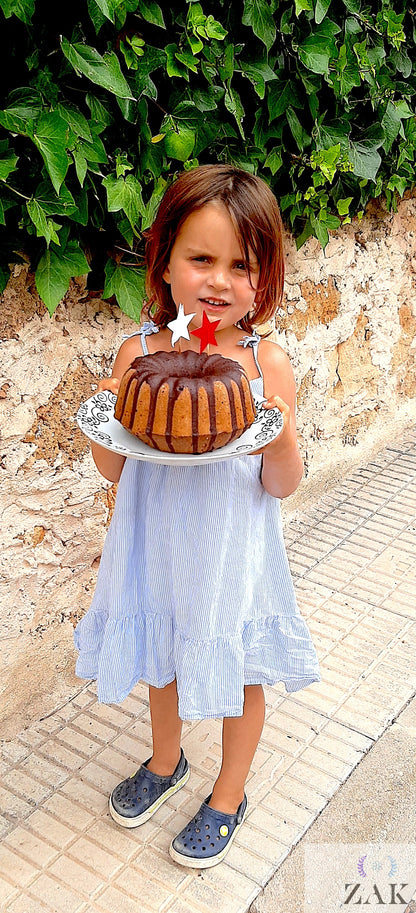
[109,748,189,828]
[169,793,248,868]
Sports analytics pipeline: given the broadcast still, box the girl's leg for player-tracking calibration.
[146,680,183,776]
[209,684,265,814]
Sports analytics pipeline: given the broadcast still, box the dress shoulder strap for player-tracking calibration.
[237,332,263,378]
[122,320,160,355]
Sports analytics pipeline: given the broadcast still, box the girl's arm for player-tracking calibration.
[90,337,141,483]
[257,341,304,499]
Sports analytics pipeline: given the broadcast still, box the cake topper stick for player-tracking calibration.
[167,303,196,350]
[191,311,221,354]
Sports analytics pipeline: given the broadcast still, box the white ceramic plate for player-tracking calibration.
[76,390,283,465]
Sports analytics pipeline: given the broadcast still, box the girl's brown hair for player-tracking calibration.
[144,164,284,333]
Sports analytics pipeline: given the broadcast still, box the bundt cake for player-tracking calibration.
[114,349,256,454]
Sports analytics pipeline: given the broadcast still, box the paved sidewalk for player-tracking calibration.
[1,428,415,913]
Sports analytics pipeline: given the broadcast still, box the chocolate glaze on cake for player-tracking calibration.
[114,349,256,454]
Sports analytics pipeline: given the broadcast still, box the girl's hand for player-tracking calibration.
[261,392,292,453]
[96,377,120,395]
[250,393,291,457]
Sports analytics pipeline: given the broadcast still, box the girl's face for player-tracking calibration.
[163,202,259,333]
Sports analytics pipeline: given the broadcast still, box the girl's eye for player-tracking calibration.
[192,256,209,263]
[235,262,248,272]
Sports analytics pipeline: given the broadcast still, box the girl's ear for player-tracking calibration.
[163,265,171,283]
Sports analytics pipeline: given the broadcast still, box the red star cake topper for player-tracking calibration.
[191,312,221,354]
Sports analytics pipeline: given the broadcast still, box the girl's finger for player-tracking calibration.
[262,394,288,412]
[96,377,120,393]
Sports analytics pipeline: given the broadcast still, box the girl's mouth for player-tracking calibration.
[200,298,231,309]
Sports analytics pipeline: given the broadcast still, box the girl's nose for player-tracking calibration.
[208,265,231,290]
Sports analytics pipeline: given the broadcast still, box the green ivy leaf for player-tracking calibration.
[26,199,61,246]
[57,103,93,142]
[0,0,35,24]
[0,88,42,135]
[35,239,90,315]
[264,147,283,174]
[89,0,123,22]
[103,173,145,228]
[164,126,196,160]
[336,196,353,216]
[310,212,330,247]
[295,0,313,15]
[240,58,276,99]
[176,48,199,73]
[315,0,331,24]
[87,0,107,30]
[204,15,227,41]
[137,0,165,29]
[86,94,113,131]
[103,259,145,321]
[268,78,299,121]
[0,147,19,181]
[342,0,360,12]
[242,0,276,52]
[298,34,331,74]
[165,44,189,80]
[349,142,381,182]
[286,106,309,151]
[34,180,78,218]
[33,112,70,195]
[61,38,135,99]
[224,86,245,139]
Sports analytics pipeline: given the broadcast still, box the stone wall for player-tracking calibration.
[1,196,415,735]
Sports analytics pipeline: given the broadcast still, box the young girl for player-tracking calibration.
[74,164,320,868]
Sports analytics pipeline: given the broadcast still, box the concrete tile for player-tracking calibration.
[0,876,18,907]
[20,753,69,790]
[60,776,109,814]
[84,818,140,860]
[115,865,173,907]
[249,806,301,845]
[181,871,255,913]
[285,758,341,797]
[0,845,39,888]
[73,713,117,744]
[298,746,352,782]
[6,895,51,913]
[93,746,135,779]
[225,841,275,886]
[25,809,78,849]
[72,690,97,709]
[74,762,119,796]
[48,855,103,897]
[131,844,188,891]
[67,835,124,879]
[262,791,315,829]
[19,726,46,748]
[0,786,34,822]
[87,702,133,728]
[57,727,103,757]
[1,742,30,765]
[38,740,85,773]
[4,826,59,868]
[85,883,153,913]
[2,770,51,807]
[28,873,86,913]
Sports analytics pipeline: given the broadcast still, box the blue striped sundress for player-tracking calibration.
[74,324,320,720]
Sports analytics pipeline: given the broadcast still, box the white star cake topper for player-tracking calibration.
[167,303,196,347]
